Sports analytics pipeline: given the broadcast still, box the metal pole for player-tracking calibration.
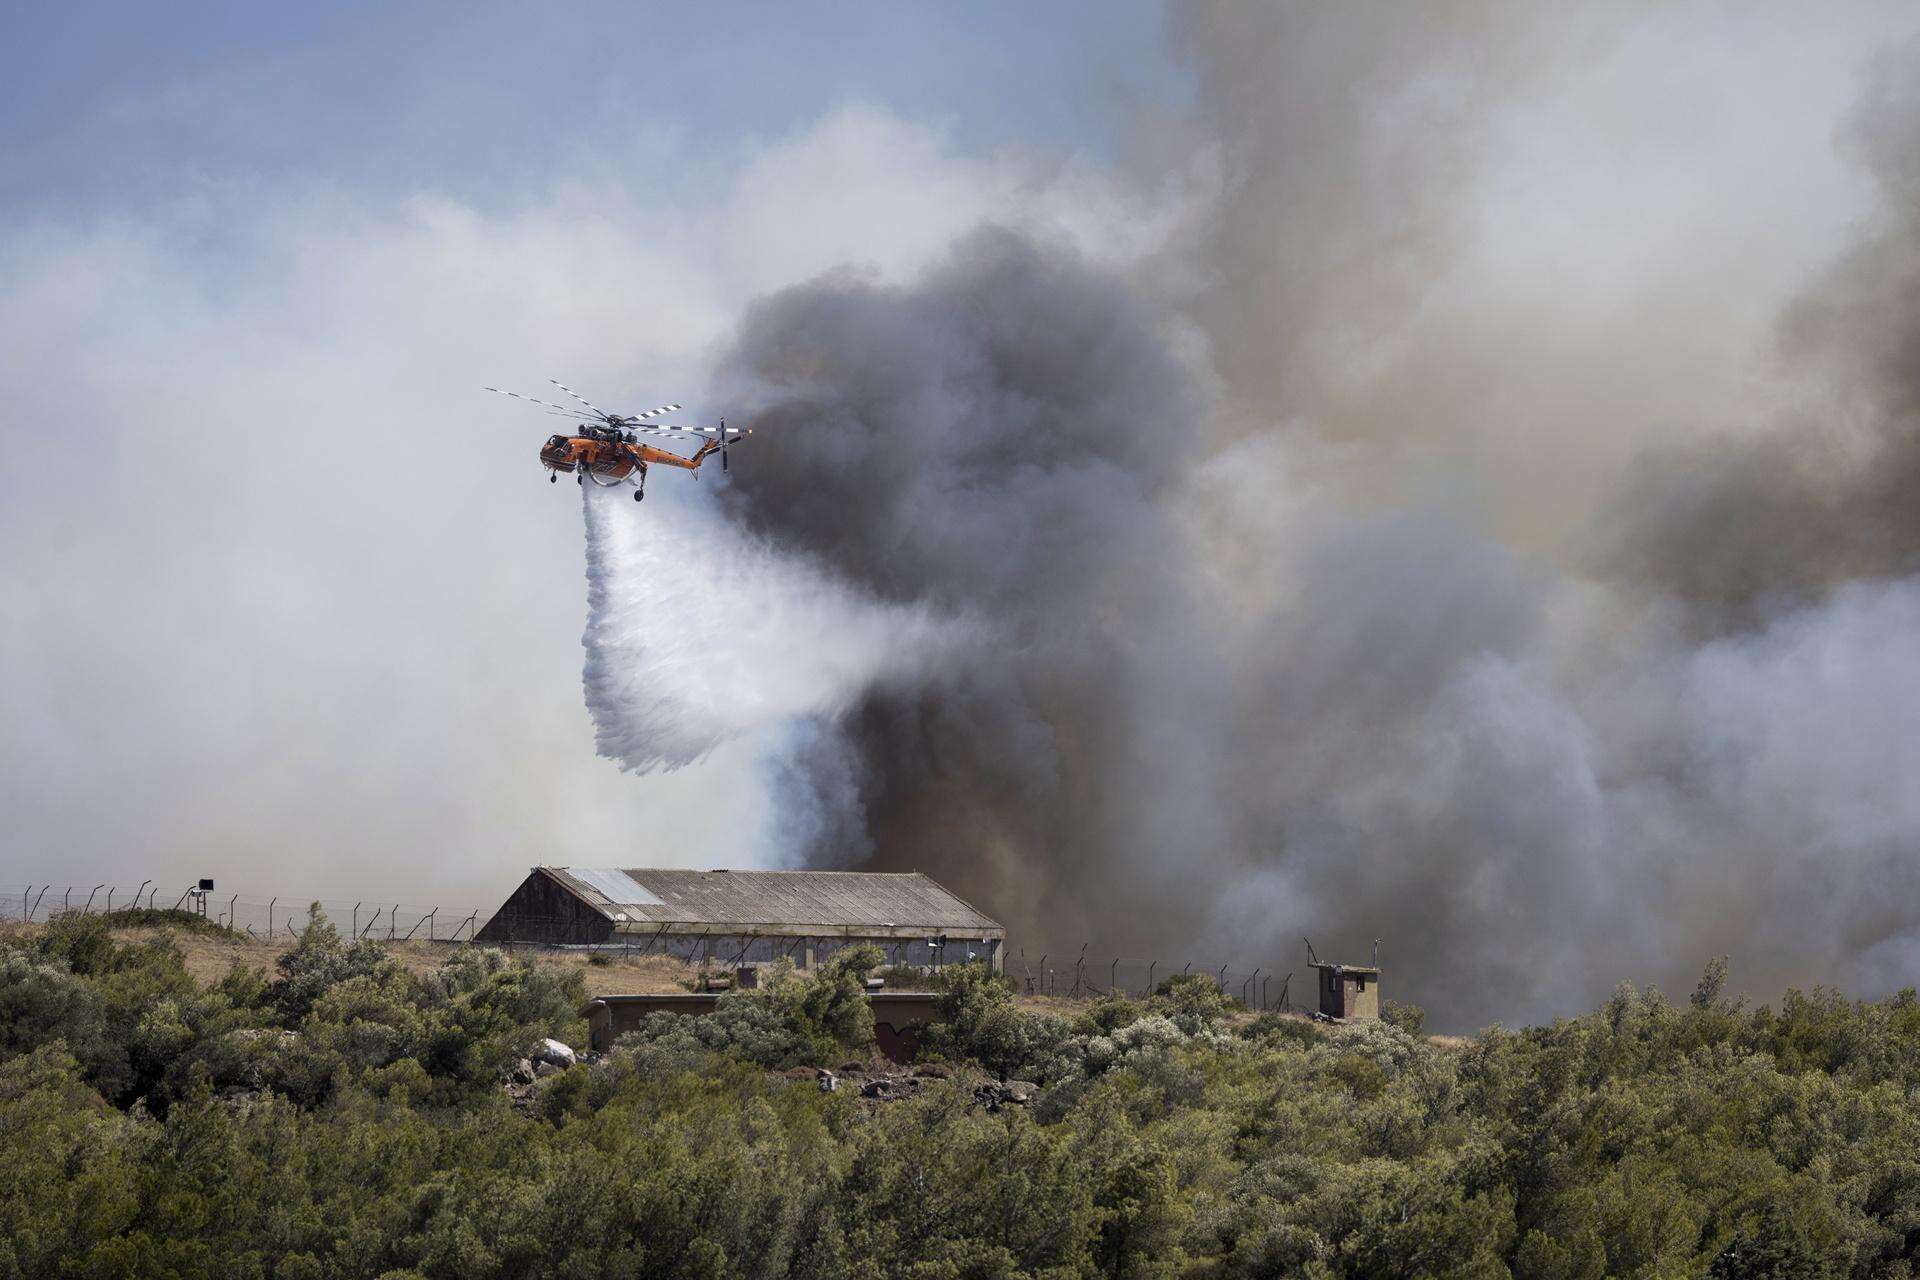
[84,885,104,914]
[352,903,360,936]
[1261,975,1270,1009]
[20,886,28,923]
[1246,969,1260,1008]
[135,880,151,913]
[1111,958,1119,994]
[106,887,114,914]
[1279,972,1292,1013]
[147,886,158,908]
[389,904,398,942]
[29,887,48,922]
[1217,963,1227,993]
[172,887,191,910]
[1036,954,1048,996]
[401,908,434,942]
[65,888,73,913]
[227,895,237,928]
[268,898,276,936]
[1147,960,1156,997]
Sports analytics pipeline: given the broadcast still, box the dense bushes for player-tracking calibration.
[617,944,884,1069]
[4,917,1920,1278]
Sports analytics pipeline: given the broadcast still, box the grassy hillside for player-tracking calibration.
[3,913,1918,1278]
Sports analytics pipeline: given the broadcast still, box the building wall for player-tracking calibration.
[609,932,1002,971]
[1315,966,1381,1021]
[475,872,612,945]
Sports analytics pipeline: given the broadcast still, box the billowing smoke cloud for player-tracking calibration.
[585,8,1920,1027]
[1602,46,1920,626]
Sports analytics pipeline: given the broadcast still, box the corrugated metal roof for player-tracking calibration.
[544,867,1002,934]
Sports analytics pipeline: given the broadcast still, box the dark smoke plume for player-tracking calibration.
[669,10,1920,1027]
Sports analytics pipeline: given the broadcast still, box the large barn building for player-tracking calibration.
[476,866,1006,971]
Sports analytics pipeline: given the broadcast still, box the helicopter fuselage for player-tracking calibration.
[538,431,715,481]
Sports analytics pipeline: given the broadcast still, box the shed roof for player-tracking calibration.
[539,867,1004,937]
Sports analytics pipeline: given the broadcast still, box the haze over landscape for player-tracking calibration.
[7,1,1920,1027]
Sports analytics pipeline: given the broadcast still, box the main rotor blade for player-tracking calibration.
[484,386,600,417]
[549,379,609,418]
[632,403,682,420]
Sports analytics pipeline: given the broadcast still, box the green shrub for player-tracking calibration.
[1241,1011,1321,1049]
[272,906,402,1022]
[620,946,883,1069]
[1147,972,1230,1034]
[1381,999,1427,1038]
[922,962,1038,1077]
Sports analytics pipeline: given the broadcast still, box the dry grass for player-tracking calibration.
[0,920,702,994]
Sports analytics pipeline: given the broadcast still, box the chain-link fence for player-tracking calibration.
[1,882,1305,1012]
[0,883,485,944]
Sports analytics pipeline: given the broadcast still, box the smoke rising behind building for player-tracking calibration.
[585,7,1920,1026]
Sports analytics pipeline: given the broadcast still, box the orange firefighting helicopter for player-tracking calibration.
[484,379,750,501]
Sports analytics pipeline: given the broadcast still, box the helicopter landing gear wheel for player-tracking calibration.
[577,471,584,485]
[633,487,644,502]
[549,473,557,484]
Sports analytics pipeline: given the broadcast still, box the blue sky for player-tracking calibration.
[2,1,1184,220]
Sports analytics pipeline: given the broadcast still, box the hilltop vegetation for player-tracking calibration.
[4,914,1920,1278]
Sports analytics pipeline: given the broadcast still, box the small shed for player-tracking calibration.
[1312,962,1380,1021]
[476,866,1005,970]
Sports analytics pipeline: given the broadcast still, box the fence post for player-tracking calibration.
[135,880,151,913]
[388,904,398,942]
[172,887,190,910]
[65,888,73,913]
[1261,975,1270,1009]
[147,886,159,908]
[352,903,360,936]
[1278,972,1292,1013]
[1246,969,1260,1008]
[1147,960,1157,997]
[267,898,276,936]
[1111,958,1119,995]
[227,895,237,928]
[106,887,115,914]
[20,886,28,923]
[84,885,104,914]
[1217,963,1227,994]
[1073,943,1088,999]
